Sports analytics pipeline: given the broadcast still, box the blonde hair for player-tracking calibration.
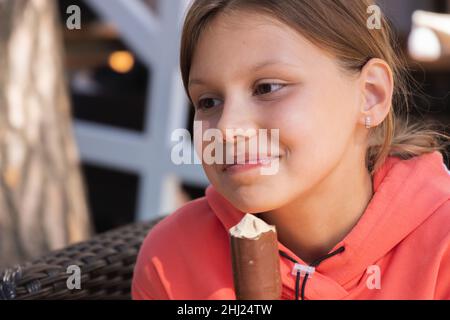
[180,0,449,173]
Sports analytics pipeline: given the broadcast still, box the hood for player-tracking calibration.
[205,151,450,298]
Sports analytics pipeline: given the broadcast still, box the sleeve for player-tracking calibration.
[132,262,170,300]
[434,200,450,300]
[434,240,450,300]
[131,229,171,300]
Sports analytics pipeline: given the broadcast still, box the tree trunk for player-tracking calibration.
[0,0,92,268]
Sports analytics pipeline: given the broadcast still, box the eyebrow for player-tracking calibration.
[188,60,298,88]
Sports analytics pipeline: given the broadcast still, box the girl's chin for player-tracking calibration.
[223,189,282,213]
[217,168,280,188]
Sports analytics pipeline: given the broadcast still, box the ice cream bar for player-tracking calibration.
[229,213,282,300]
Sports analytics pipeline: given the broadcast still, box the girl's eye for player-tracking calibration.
[196,98,222,111]
[195,83,286,111]
[254,83,286,96]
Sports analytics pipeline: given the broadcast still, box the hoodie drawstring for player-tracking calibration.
[279,246,345,300]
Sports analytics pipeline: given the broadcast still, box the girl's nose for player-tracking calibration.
[215,98,259,143]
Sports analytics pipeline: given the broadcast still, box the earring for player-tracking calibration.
[365,116,372,129]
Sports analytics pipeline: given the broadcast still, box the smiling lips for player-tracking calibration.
[222,155,281,171]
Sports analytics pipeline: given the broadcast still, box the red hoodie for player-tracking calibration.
[132,151,450,300]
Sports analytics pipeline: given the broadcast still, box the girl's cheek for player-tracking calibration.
[271,99,314,137]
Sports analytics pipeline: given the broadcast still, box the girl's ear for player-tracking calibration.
[358,58,394,128]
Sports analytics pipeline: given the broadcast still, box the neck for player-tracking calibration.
[259,150,374,265]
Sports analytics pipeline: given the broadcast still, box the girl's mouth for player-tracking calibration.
[223,156,281,174]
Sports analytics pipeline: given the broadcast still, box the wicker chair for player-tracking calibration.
[0,217,165,300]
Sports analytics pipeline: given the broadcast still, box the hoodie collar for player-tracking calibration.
[206,152,450,287]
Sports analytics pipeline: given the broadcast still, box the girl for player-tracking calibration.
[132,0,450,300]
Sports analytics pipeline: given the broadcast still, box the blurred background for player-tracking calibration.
[0,0,449,267]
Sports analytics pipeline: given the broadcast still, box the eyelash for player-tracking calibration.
[195,83,287,111]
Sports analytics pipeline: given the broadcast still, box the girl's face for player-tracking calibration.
[188,11,367,213]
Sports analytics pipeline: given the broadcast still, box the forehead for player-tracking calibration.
[189,10,324,80]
